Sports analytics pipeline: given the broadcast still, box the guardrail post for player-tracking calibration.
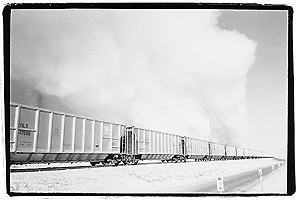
[272,165,275,181]
[217,176,224,193]
[258,167,263,193]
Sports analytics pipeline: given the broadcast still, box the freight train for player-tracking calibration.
[9,103,273,166]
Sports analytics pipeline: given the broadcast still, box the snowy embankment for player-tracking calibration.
[237,163,287,194]
[10,158,285,193]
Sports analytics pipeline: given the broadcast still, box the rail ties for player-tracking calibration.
[9,161,157,173]
[10,160,197,173]
[10,165,106,173]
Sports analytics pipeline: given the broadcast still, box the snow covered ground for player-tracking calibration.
[10,158,286,194]
[237,162,287,194]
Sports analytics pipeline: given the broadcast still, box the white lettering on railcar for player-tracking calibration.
[19,122,29,128]
[18,130,31,136]
[19,141,33,147]
[104,125,110,132]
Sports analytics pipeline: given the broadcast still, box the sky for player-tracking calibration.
[218,11,288,159]
[9,9,288,159]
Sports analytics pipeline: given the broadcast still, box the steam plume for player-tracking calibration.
[11,10,257,146]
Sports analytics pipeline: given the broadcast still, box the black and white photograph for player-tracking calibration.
[4,2,294,196]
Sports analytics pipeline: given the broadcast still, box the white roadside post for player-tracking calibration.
[217,176,225,194]
[258,167,263,193]
[272,165,275,181]
[278,163,281,175]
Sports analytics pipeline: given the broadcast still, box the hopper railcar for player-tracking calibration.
[9,103,273,166]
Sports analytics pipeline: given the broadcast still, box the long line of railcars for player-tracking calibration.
[9,103,273,166]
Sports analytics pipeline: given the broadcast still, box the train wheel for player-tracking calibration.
[111,159,120,166]
[90,162,100,166]
[111,156,121,166]
[180,157,185,163]
[113,161,121,166]
[123,155,133,165]
[133,160,139,165]
[101,161,109,166]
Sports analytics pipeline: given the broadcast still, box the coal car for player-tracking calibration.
[9,103,273,166]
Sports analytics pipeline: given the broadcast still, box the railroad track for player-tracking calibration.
[10,160,196,173]
[10,164,107,173]
[10,158,241,173]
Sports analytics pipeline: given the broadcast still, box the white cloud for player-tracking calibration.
[11,9,257,145]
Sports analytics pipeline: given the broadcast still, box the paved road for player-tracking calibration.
[164,163,283,193]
